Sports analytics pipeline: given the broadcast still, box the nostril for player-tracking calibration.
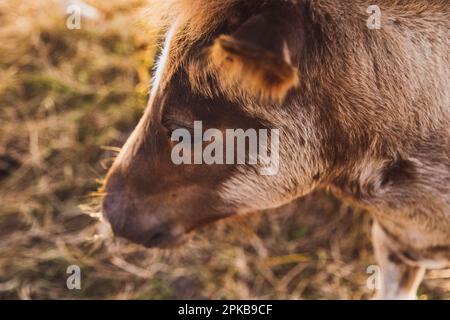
[102,195,114,212]
[102,171,125,218]
[102,193,120,219]
[142,224,173,247]
[102,195,127,236]
[102,178,129,236]
[147,232,166,245]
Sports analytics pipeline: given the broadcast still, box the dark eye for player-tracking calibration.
[162,118,194,139]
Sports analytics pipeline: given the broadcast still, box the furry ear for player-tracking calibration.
[209,6,301,101]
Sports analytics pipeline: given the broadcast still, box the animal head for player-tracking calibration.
[101,0,447,247]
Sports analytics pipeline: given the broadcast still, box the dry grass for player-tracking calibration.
[0,0,448,300]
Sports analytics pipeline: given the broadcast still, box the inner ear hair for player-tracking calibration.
[208,3,301,102]
[210,35,299,102]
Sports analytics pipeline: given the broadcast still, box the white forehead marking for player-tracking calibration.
[115,23,178,167]
[150,22,178,98]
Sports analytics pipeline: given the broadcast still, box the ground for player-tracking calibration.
[0,0,448,300]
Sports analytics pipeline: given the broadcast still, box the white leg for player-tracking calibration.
[372,222,425,300]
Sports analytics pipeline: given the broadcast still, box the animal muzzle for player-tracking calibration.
[102,172,185,248]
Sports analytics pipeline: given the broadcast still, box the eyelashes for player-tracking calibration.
[162,118,194,138]
[162,118,207,148]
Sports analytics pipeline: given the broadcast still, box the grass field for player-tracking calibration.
[0,0,448,300]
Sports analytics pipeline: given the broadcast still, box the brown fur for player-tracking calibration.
[103,0,450,299]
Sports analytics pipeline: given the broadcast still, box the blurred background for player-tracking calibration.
[0,0,448,300]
